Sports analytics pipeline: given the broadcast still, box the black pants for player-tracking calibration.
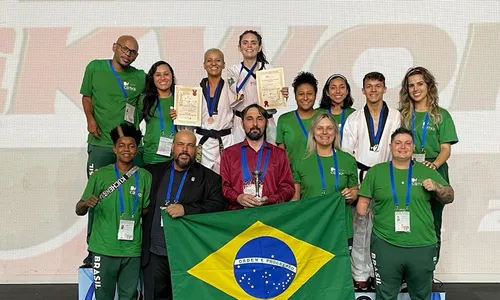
[143,252,172,300]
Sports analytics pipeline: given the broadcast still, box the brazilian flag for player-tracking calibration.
[162,194,355,299]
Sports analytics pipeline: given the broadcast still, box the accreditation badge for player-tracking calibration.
[157,135,173,156]
[412,153,426,162]
[124,103,135,123]
[395,210,410,232]
[117,218,135,241]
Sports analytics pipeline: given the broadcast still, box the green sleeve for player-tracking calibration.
[439,109,459,145]
[358,167,375,198]
[347,155,359,187]
[80,60,95,97]
[276,115,285,144]
[427,168,449,187]
[141,169,152,209]
[291,159,301,184]
[81,172,98,201]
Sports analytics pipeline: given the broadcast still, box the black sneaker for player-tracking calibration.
[79,252,93,268]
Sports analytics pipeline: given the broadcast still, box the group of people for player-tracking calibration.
[76,30,458,300]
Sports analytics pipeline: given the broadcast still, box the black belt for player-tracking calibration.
[356,161,371,183]
[196,128,231,153]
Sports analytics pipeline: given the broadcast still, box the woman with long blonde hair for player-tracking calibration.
[398,66,458,263]
[291,113,359,251]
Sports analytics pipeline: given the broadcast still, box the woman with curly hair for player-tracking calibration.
[398,66,458,263]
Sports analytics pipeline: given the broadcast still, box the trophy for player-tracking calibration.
[252,170,263,201]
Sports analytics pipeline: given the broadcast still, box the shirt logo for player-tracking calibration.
[129,186,143,197]
[123,81,137,92]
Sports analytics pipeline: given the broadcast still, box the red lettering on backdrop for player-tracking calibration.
[0,28,16,113]
[451,23,500,111]
[272,26,327,86]
[310,24,456,108]
[12,28,150,114]
[156,27,205,86]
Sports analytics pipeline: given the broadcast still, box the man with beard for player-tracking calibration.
[80,35,146,266]
[142,130,226,300]
[220,104,295,210]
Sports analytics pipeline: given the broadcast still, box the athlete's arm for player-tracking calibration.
[75,195,99,216]
[82,95,100,139]
[356,196,370,216]
[422,179,454,204]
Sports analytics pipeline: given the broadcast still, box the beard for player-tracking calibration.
[245,126,265,141]
[175,152,194,169]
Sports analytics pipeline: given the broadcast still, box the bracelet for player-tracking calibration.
[431,163,438,169]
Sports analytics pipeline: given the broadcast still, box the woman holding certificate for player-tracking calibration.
[139,61,176,165]
[398,66,458,263]
[291,113,359,250]
[318,74,356,146]
[276,72,320,163]
[227,30,288,144]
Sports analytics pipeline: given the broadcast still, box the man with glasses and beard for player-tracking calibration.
[141,130,226,300]
[80,35,146,266]
[220,104,295,210]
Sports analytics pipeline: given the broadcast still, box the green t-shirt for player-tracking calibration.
[292,150,358,238]
[358,161,449,247]
[138,95,175,165]
[80,59,146,147]
[276,110,321,162]
[410,108,458,159]
[82,164,152,257]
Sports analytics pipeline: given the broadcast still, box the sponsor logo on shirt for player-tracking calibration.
[123,81,137,92]
[129,186,143,197]
[411,177,423,186]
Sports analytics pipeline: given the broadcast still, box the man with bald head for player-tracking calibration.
[80,35,146,266]
[142,130,226,300]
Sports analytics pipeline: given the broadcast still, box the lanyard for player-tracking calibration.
[165,166,189,204]
[241,143,271,183]
[156,98,175,135]
[205,81,223,117]
[236,62,258,94]
[294,110,308,138]
[389,161,413,209]
[411,109,430,152]
[114,164,139,216]
[368,106,384,146]
[316,150,339,194]
[329,108,346,144]
[109,60,129,99]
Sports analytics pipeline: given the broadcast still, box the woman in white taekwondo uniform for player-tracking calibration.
[195,49,234,174]
[227,30,288,144]
[342,72,401,291]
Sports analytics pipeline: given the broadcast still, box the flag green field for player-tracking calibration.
[163,194,355,299]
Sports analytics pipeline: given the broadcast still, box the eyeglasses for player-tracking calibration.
[114,43,138,57]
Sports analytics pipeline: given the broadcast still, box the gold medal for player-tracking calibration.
[207,117,214,124]
[235,93,243,101]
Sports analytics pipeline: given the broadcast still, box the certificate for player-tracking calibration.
[173,86,202,126]
[256,67,286,109]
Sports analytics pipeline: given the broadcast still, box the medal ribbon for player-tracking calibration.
[389,161,413,209]
[165,166,189,204]
[236,61,258,94]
